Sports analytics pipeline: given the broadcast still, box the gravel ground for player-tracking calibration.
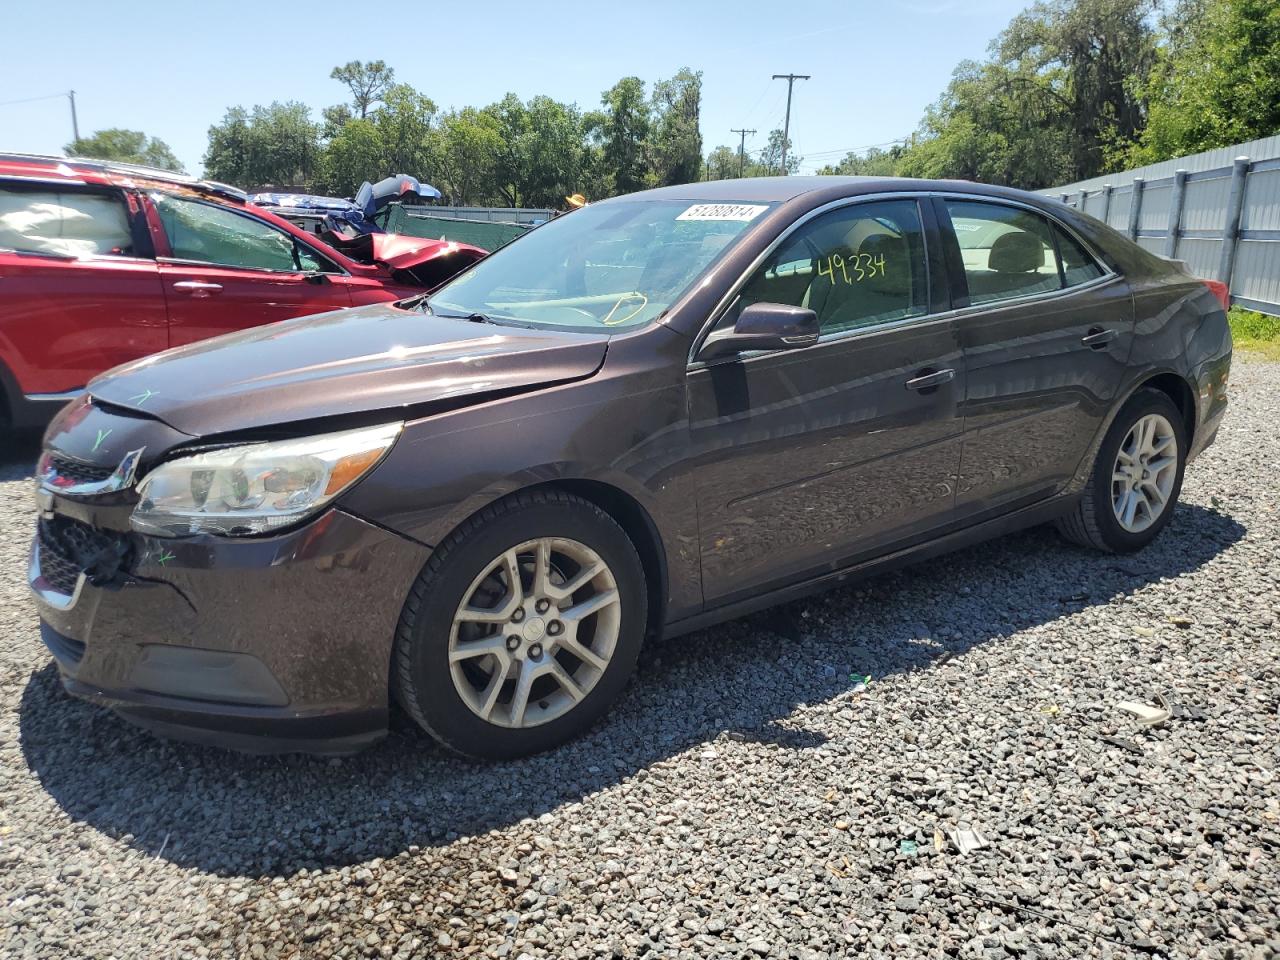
[2,362,1279,960]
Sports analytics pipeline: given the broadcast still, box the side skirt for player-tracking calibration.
[661,493,1078,641]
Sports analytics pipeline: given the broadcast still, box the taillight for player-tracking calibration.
[1202,279,1230,312]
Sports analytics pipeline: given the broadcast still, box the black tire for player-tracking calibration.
[392,489,647,760]
[1056,388,1187,553]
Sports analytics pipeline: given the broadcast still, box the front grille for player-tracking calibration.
[37,517,129,594]
[46,454,114,486]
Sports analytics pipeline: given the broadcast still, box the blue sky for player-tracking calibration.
[1,0,1026,180]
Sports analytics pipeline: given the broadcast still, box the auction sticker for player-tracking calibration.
[676,203,770,222]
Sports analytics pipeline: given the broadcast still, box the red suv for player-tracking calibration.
[0,154,485,430]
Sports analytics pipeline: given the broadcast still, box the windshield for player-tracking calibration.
[427,200,774,331]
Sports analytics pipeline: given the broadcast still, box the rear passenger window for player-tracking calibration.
[1053,224,1105,287]
[0,185,134,257]
[739,200,929,334]
[945,201,1063,305]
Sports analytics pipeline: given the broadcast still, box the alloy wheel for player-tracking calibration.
[1111,413,1178,533]
[448,537,621,728]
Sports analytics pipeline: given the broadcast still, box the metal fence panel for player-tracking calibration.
[1181,176,1231,232]
[1175,236,1221,278]
[1042,135,1280,315]
[1233,240,1280,308]
[1240,167,1280,232]
[1107,188,1132,230]
[1082,191,1108,218]
[1138,183,1172,231]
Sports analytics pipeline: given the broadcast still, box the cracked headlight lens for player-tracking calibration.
[131,422,402,537]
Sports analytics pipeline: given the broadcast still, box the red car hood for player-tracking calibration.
[370,234,486,270]
[88,301,608,437]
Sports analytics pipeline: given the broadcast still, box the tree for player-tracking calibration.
[321,104,353,140]
[650,68,703,185]
[996,0,1157,179]
[318,118,384,196]
[817,145,905,177]
[1128,0,1280,164]
[373,84,437,175]
[329,60,397,118]
[758,128,799,175]
[315,85,438,195]
[66,129,183,171]
[204,102,321,189]
[894,0,1157,188]
[429,107,503,205]
[599,77,652,194]
[705,144,738,180]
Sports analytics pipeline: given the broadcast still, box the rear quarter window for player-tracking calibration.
[0,184,134,257]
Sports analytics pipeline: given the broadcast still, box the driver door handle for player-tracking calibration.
[1081,326,1117,348]
[173,281,223,298]
[905,368,956,392]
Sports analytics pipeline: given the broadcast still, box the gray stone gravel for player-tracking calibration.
[2,362,1279,960]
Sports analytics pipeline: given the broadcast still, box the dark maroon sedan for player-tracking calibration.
[30,177,1231,758]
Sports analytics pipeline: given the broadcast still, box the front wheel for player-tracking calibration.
[1056,388,1187,552]
[392,490,646,760]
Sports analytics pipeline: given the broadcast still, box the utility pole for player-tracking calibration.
[730,128,756,178]
[68,90,80,145]
[771,73,809,174]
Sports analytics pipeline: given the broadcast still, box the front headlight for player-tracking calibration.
[131,422,402,537]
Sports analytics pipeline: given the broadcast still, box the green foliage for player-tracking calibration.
[650,69,704,186]
[757,129,799,175]
[893,0,1156,188]
[600,77,653,194]
[706,144,738,180]
[329,60,397,119]
[816,145,905,177]
[204,102,321,189]
[66,129,183,172]
[205,63,705,205]
[1127,0,1280,164]
[1229,306,1280,360]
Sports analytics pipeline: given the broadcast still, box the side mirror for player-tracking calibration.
[697,302,820,361]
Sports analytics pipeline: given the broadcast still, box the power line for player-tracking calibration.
[730,128,757,178]
[800,137,912,160]
[771,73,810,174]
[0,91,70,108]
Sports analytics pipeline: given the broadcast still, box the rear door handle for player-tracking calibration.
[1081,327,1117,348]
[173,281,223,297]
[905,368,956,392]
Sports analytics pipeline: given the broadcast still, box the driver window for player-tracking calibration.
[739,200,929,334]
[154,194,327,272]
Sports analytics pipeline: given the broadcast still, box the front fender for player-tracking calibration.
[338,372,703,622]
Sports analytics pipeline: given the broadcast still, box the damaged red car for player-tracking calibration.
[0,154,486,430]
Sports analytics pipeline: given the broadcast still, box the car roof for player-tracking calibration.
[597,175,1057,207]
[0,152,247,202]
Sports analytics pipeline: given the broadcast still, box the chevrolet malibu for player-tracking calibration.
[30,177,1232,759]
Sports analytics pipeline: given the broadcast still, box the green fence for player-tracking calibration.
[380,205,534,251]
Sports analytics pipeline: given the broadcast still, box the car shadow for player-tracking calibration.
[0,430,41,479]
[18,502,1245,878]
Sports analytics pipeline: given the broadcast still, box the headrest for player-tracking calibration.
[856,232,910,293]
[988,231,1045,273]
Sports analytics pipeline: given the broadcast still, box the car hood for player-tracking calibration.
[88,301,609,437]
[369,233,483,270]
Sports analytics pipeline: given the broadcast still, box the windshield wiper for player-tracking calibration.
[425,301,500,324]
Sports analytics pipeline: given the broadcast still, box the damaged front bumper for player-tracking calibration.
[29,503,430,754]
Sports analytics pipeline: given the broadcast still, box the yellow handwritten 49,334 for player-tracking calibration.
[817,251,887,285]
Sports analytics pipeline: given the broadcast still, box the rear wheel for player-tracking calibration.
[393,489,646,760]
[1056,388,1187,552]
